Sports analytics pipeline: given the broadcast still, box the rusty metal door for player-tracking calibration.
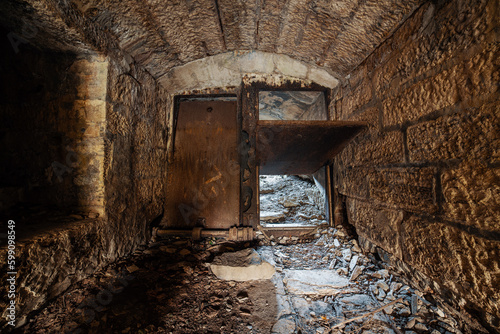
[166,100,240,229]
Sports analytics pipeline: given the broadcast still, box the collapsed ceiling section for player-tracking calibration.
[0,0,425,80]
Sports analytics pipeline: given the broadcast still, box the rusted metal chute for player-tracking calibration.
[256,120,367,175]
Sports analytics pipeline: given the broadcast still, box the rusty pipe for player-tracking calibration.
[154,227,254,241]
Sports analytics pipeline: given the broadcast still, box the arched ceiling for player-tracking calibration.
[0,0,425,82]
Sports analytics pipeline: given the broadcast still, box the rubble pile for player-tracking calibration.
[260,175,326,226]
[265,226,463,334]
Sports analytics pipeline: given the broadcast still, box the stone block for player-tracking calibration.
[373,0,493,98]
[460,42,499,105]
[368,167,437,213]
[210,249,275,281]
[283,269,357,296]
[346,198,404,259]
[401,215,500,321]
[306,66,339,89]
[351,131,404,166]
[408,103,500,163]
[82,122,105,138]
[441,162,500,231]
[239,51,276,75]
[274,55,308,79]
[75,99,106,121]
[337,167,369,199]
[271,318,296,334]
[346,107,380,136]
[382,64,461,127]
[341,80,373,118]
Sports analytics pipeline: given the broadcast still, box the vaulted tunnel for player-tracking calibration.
[0,0,498,333]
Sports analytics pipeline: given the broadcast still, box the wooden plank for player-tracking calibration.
[256,120,367,175]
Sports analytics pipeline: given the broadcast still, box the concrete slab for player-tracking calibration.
[283,269,358,296]
[210,249,275,281]
[271,317,296,334]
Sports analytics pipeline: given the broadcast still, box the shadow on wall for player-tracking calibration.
[0,25,106,226]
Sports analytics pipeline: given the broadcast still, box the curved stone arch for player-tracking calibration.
[158,51,339,93]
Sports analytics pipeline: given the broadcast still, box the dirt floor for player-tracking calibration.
[259,175,326,227]
[14,239,277,334]
[12,176,463,334]
[14,227,464,334]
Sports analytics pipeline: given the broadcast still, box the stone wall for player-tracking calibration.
[0,39,168,328]
[104,57,169,250]
[332,0,499,332]
[0,29,106,215]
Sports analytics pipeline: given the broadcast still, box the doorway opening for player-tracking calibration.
[259,173,327,227]
[257,90,330,229]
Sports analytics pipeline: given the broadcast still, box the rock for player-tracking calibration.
[406,318,416,329]
[179,249,191,256]
[159,246,176,253]
[349,255,359,272]
[340,294,375,308]
[436,308,445,317]
[377,281,390,292]
[126,264,139,273]
[291,297,332,318]
[377,289,386,300]
[411,295,418,314]
[260,211,286,222]
[390,282,402,292]
[350,265,364,281]
[372,269,389,279]
[279,237,290,244]
[336,230,346,237]
[272,318,296,333]
[399,307,412,316]
[281,199,300,208]
[276,294,293,318]
[210,249,275,281]
[284,269,357,296]
[342,248,352,262]
[386,290,396,300]
[414,323,428,331]
[337,268,348,276]
[351,240,362,253]
[328,258,336,270]
[334,239,340,247]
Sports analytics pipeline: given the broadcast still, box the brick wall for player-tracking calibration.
[332,0,499,331]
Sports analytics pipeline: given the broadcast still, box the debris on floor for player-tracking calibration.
[261,226,463,334]
[16,225,464,334]
[260,175,326,227]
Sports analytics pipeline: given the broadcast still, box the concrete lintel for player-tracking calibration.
[158,51,339,92]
